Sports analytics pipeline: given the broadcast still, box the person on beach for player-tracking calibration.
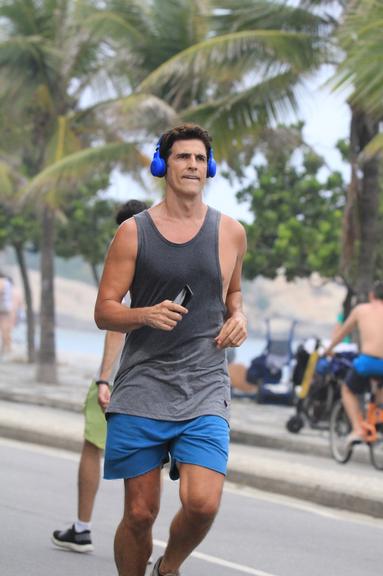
[94,124,247,576]
[324,281,383,445]
[0,271,15,355]
[52,199,148,553]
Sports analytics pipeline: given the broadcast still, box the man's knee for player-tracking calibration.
[124,502,159,533]
[183,493,221,524]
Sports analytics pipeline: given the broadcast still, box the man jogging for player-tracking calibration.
[95,124,247,576]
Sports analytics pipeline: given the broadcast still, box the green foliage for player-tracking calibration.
[336,0,383,118]
[0,202,41,250]
[236,125,346,281]
[55,197,118,274]
[54,175,115,276]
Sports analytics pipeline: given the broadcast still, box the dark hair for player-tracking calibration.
[159,124,212,162]
[115,199,148,225]
[372,281,383,300]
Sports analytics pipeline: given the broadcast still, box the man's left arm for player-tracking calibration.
[215,223,247,349]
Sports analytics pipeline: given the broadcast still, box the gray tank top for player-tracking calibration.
[107,206,231,422]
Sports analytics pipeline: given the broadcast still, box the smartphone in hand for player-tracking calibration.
[173,284,194,308]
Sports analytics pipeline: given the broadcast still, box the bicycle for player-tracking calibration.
[286,347,355,434]
[330,371,383,471]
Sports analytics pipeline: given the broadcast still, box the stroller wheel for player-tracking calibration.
[286,415,304,433]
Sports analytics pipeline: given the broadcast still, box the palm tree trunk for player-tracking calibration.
[13,243,35,363]
[341,107,360,281]
[354,110,380,302]
[342,107,380,303]
[90,263,100,287]
[36,206,57,383]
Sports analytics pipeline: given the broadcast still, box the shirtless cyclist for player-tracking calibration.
[324,281,383,444]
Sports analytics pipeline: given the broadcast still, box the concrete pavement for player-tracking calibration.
[1,356,383,518]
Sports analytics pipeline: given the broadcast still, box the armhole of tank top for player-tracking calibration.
[214,211,226,310]
[134,213,143,262]
[129,215,143,302]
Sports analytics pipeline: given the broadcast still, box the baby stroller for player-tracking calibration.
[286,344,357,433]
[246,318,297,405]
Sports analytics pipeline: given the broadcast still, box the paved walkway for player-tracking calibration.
[1,357,382,518]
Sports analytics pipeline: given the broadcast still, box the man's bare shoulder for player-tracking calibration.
[220,213,246,239]
[109,217,138,258]
[349,302,375,322]
[115,217,138,241]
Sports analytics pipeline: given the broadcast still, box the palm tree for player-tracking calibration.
[0,0,334,382]
[0,0,174,382]
[134,0,331,160]
[332,0,383,300]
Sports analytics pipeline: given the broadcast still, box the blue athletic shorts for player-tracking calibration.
[346,354,383,394]
[103,414,230,481]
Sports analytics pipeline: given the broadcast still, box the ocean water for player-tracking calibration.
[13,323,266,367]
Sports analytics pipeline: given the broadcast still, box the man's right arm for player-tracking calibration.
[94,218,187,333]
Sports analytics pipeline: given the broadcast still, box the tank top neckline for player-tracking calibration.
[144,206,213,247]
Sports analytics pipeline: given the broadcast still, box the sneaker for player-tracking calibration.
[51,524,94,553]
[345,431,366,449]
[151,556,180,576]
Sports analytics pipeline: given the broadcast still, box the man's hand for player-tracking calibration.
[145,300,188,331]
[215,312,247,349]
[98,383,111,412]
[323,347,334,358]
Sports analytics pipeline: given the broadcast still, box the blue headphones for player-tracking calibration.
[150,138,216,178]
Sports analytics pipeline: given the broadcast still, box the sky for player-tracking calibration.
[109,68,351,224]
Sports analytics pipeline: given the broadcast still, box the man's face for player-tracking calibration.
[165,139,208,197]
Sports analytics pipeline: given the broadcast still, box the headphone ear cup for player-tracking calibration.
[150,145,166,177]
[207,149,216,178]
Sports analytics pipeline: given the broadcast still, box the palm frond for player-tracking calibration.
[75,93,178,137]
[360,133,383,162]
[22,142,149,205]
[335,0,383,116]
[212,0,334,37]
[139,29,324,101]
[181,71,299,158]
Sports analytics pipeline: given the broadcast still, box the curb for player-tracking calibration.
[0,391,331,459]
[0,424,83,453]
[226,468,383,519]
[230,428,331,459]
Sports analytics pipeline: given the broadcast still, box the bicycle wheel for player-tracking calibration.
[369,424,383,470]
[330,400,353,464]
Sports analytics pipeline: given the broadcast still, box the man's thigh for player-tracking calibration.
[345,368,370,395]
[123,467,162,518]
[178,463,225,512]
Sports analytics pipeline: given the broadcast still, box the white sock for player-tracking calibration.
[74,520,92,533]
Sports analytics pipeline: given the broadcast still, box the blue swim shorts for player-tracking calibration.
[353,354,383,376]
[346,354,383,394]
[103,414,230,481]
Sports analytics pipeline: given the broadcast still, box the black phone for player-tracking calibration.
[173,284,194,308]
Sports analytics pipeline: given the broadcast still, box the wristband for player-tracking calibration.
[95,379,110,386]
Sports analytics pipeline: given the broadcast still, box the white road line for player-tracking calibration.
[153,539,279,576]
